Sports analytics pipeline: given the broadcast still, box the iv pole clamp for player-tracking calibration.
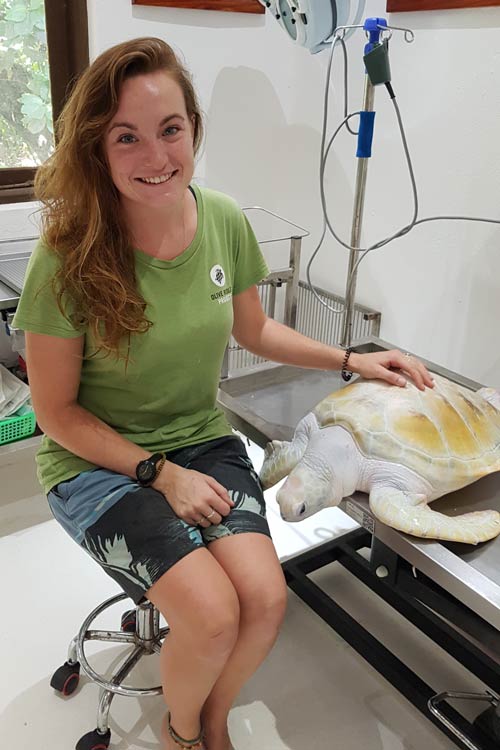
[339,17,412,349]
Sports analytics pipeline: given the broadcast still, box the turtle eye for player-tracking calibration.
[298,503,306,516]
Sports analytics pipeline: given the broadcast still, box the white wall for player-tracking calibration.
[2,0,500,386]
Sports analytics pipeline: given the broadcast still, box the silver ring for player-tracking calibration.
[404,352,412,358]
[206,509,215,520]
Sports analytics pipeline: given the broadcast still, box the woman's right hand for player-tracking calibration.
[152,461,234,527]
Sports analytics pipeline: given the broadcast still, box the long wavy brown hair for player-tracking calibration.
[35,37,204,358]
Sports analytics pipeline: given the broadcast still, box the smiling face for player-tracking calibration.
[104,70,195,212]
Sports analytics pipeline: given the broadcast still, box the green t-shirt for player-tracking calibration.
[13,184,269,493]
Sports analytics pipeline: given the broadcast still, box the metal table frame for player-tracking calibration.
[283,529,499,750]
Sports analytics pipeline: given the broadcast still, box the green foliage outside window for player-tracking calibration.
[0,0,54,168]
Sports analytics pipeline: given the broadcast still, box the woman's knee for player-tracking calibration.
[147,550,241,660]
[190,592,240,660]
[210,534,288,633]
[241,576,288,631]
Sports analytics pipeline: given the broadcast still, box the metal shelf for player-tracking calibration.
[0,238,37,310]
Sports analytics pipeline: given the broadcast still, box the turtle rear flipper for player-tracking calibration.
[369,486,500,544]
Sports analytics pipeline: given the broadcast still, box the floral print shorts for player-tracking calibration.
[47,436,270,604]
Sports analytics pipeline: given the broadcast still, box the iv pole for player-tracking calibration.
[340,18,387,349]
[340,73,374,348]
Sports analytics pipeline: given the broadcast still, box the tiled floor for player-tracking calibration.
[0,436,482,749]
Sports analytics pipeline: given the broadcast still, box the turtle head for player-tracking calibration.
[276,462,343,522]
[275,427,360,522]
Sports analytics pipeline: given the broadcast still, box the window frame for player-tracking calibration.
[0,0,89,205]
[132,1,264,12]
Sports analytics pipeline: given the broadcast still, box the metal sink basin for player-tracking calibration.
[218,364,345,447]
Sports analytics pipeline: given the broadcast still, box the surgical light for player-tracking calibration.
[257,1,365,53]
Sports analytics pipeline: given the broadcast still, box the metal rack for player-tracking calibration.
[223,206,381,377]
[0,237,38,311]
[0,213,382,373]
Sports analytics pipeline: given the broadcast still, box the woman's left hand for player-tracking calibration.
[349,349,434,391]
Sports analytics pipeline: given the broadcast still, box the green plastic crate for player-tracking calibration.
[0,403,36,445]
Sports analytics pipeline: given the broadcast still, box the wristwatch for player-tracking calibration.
[135,452,166,487]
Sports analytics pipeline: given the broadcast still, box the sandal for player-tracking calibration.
[167,712,205,749]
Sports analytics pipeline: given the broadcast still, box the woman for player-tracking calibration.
[13,38,433,750]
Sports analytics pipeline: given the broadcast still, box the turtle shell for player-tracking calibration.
[314,373,500,489]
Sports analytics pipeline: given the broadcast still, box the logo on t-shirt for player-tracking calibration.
[210,264,226,287]
[209,263,232,304]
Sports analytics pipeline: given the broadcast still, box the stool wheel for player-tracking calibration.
[76,728,111,750]
[121,608,136,633]
[50,661,81,696]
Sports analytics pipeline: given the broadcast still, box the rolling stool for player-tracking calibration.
[50,592,168,750]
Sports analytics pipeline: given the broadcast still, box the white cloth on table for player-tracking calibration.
[0,364,30,419]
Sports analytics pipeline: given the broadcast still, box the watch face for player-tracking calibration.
[137,460,155,483]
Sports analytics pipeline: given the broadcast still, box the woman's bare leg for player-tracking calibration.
[146,548,241,748]
[201,534,288,750]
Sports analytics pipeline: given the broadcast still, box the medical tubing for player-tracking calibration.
[305,36,360,316]
[319,112,364,239]
[343,93,419,299]
[310,26,500,329]
[320,93,419,255]
[319,35,340,168]
[310,35,419,318]
[310,30,500,319]
[348,211,500,291]
[307,111,362,316]
[309,29,419,324]
[321,36,359,173]
[307,33,378,315]
[341,38,358,136]
[345,93,500,295]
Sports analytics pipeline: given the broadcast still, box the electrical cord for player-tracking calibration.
[306,35,360,316]
[308,32,500,320]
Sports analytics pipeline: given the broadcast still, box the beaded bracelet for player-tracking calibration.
[341,347,354,382]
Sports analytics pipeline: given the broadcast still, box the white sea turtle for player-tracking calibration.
[260,373,500,544]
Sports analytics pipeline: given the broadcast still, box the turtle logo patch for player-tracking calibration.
[210,264,226,287]
[209,264,232,304]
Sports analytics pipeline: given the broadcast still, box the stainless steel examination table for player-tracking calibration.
[218,343,500,750]
[2,239,499,749]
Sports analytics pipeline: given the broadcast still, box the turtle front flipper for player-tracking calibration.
[259,412,319,489]
[369,486,500,544]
